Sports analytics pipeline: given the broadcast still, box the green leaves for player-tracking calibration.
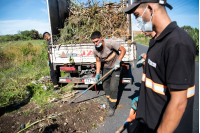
[181,26,199,55]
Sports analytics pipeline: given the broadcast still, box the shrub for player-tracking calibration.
[19,30,40,40]
[0,29,41,42]
[20,42,33,56]
[13,34,21,41]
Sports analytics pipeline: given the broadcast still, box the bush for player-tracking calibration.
[19,30,40,40]
[0,30,41,42]
[13,34,21,41]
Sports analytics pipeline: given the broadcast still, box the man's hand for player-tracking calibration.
[131,96,139,110]
[136,53,146,68]
[138,53,146,61]
[114,59,121,70]
[136,58,145,68]
[96,73,100,85]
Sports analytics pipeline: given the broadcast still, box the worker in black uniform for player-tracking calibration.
[43,32,60,91]
[123,0,196,133]
[91,31,126,117]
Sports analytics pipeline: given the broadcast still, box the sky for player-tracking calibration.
[0,0,199,35]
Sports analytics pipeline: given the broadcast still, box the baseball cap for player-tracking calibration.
[123,0,173,14]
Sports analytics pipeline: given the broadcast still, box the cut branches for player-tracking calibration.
[59,0,130,44]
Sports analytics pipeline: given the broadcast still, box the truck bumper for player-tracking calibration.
[59,77,132,84]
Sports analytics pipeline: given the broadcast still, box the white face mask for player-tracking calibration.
[95,39,103,51]
[135,6,154,32]
[96,42,102,48]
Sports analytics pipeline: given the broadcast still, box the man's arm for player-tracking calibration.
[96,57,101,74]
[157,88,187,133]
[118,45,126,60]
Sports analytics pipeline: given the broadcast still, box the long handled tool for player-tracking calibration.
[69,68,114,104]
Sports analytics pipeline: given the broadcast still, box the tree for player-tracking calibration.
[181,26,199,55]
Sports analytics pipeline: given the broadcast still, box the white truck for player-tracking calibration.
[46,0,135,85]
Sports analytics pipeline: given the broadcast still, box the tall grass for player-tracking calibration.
[0,40,55,108]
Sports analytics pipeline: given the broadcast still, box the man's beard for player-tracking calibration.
[95,44,103,51]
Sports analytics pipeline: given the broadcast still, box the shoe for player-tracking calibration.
[107,107,115,117]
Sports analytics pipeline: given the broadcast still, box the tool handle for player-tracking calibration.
[69,68,114,104]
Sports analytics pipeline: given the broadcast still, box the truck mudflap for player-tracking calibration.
[59,77,132,84]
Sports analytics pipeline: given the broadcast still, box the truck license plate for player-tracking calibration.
[84,78,97,84]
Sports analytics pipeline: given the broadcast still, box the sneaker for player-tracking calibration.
[107,107,115,117]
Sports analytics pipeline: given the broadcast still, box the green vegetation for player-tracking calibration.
[22,110,34,116]
[133,33,151,46]
[195,55,199,62]
[0,30,42,42]
[0,40,45,48]
[0,40,73,110]
[181,26,199,56]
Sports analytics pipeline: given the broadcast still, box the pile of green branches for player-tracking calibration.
[59,0,129,44]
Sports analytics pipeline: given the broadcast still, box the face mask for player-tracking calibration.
[135,6,154,32]
[96,42,102,48]
[95,39,103,51]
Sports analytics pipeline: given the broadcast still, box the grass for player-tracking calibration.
[0,40,74,112]
[0,40,45,48]
[23,110,34,116]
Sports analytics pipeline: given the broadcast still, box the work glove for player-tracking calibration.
[114,59,121,70]
[131,96,139,111]
[138,53,146,61]
[96,73,100,85]
[48,61,50,66]
[136,58,145,68]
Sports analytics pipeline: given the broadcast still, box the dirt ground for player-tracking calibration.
[0,97,108,133]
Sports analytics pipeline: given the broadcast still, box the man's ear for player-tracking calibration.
[147,3,154,15]
[100,36,103,40]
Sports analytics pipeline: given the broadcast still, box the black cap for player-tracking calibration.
[123,0,173,14]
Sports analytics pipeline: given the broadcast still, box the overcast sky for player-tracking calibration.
[0,0,199,35]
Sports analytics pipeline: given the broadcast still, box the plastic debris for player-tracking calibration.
[100,104,106,109]
[21,124,25,130]
[31,81,37,85]
[38,76,51,83]
[41,85,47,90]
